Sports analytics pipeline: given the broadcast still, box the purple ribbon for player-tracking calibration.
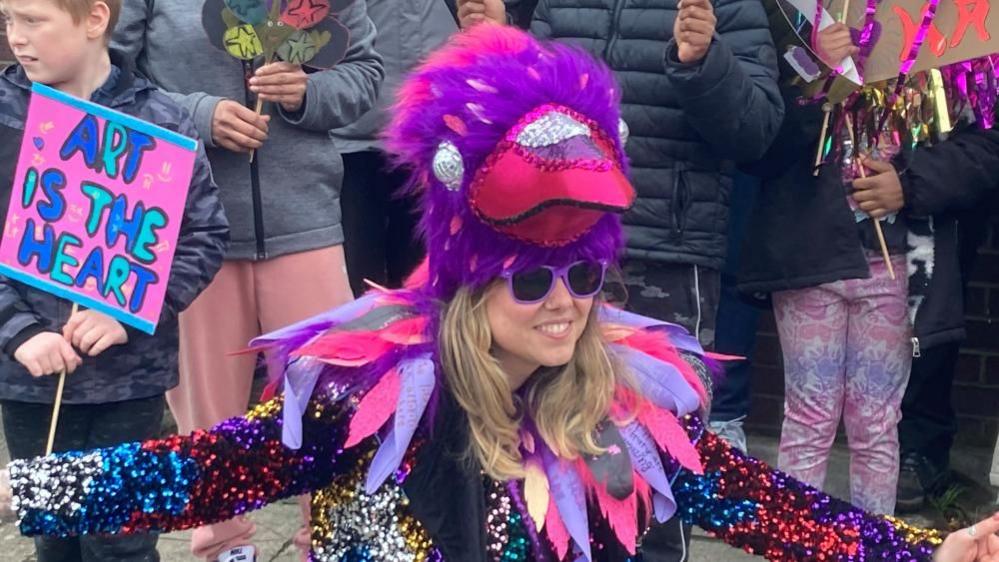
[620,421,676,523]
[365,354,436,494]
[542,444,591,561]
[612,345,703,417]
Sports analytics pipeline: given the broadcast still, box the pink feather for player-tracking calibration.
[544,492,571,559]
[637,406,704,475]
[378,317,430,345]
[294,330,394,366]
[403,259,430,289]
[344,369,402,449]
[583,462,639,555]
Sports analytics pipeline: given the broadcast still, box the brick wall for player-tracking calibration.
[746,214,999,448]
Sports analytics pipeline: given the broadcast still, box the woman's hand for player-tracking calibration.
[934,512,999,562]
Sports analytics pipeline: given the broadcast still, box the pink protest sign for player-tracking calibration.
[0,83,197,335]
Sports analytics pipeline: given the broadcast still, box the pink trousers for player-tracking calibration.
[773,255,910,514]
[168,246,354,560]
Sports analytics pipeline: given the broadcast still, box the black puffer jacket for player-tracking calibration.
[738,82,999,350]
[528,0,783,268]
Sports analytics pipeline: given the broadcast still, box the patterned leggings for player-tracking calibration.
[773,255,910,514]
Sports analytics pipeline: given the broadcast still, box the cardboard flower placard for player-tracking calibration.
[203,0,352,69]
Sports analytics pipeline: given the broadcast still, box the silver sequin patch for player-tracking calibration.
[618,118,630,147]
[432,141,464,191]
[516,111,591,148]
[311,480,418,562]
[9,452,101,518]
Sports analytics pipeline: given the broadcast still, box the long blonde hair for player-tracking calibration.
[440,284,626,481]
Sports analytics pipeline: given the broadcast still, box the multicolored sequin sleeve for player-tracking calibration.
[8,396,359,537]
[672,425,942,560]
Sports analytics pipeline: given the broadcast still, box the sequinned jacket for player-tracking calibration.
[8,292,940,561]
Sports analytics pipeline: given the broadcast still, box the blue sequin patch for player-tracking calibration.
[672,470,758,530]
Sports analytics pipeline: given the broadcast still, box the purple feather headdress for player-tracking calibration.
[384,24,635,300]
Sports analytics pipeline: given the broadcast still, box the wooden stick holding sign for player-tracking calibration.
[844,117,896,280]
[45,303,78,455]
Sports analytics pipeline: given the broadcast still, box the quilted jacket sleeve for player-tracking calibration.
[663,0,785,162]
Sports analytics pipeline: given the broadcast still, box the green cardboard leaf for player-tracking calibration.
[223,24,263,60]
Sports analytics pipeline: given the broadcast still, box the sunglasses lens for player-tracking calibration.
[510,268,555,303]
[567,261,605,296]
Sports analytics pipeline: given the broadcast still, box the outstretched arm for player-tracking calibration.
[7,390,360,537]
[673,418,941,560]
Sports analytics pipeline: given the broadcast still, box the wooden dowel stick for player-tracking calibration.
[845,119,896,280]
[46,302,79,455]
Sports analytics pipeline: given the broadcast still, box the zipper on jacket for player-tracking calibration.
[243,60,268,260]
[249,156,267,260]
[911,337,921,358]
[603,0,627,61]
[671,166,689,240]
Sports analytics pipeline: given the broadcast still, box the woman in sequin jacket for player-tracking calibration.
[3,24,997,562]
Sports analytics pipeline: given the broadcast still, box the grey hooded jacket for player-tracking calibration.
[331,0,457,153]
[113,0,384,260]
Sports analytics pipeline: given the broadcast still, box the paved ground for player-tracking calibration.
[1,430,994,561]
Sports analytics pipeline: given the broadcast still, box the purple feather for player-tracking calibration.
[280,358,324,449]
[599,307,703,355]
[612,345,702,416]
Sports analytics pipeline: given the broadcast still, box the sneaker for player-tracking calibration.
[896,456,925,512]
[896,453,945,513]
[708,416,748,453]
[218,546,256,562]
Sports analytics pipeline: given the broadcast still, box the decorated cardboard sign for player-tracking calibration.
[203,0,352,69]
[774,0,996,85]
[842,0,997,83]
[0,83,197,335]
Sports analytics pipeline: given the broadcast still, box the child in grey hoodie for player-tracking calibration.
[112,2,383,560]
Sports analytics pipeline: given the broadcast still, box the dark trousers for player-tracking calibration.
[899,342,960,471]
[710,173,762,422]
[621,261,720,350]
[2,395,165,562]
[710,277,760,422]
[340,150,425,297]
[898,205,990,472]
[621,260,719,561]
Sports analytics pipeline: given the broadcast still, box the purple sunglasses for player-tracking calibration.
[500,260,609,304]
